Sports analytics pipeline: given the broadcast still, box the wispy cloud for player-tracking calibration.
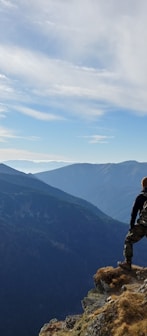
[0,148,68,161]
[0,127,39,142]
[15,106,65,121]
[0,0,16,8]
[0,42,147,120]
[0,127,17,142]
[80,135,114,144]
[0,104,8,118]
[0,0,147,163]
[1,0,147,121]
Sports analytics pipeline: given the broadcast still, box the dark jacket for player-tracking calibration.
[130,187,147,229]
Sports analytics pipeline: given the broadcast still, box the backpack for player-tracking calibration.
[138,200,147,226]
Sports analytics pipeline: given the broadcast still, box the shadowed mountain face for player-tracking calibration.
[0,164,146,336]
[35,161,147,223]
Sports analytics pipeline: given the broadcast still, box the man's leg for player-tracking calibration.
[119,224,146,270]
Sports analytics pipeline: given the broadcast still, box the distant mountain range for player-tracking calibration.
[2,160,72,173]
[35,160,147,223]
[0,163,146,336]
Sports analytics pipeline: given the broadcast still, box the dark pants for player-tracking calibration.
[123,224,147,263]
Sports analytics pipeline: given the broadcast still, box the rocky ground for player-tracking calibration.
[39,265,147,336]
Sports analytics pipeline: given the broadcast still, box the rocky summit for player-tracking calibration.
[39,265,147,336]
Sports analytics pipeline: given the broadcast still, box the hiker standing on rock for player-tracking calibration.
[118,177,147,270]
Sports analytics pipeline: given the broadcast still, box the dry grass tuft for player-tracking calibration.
[118,291,146,322]
[113,291,147,336]
[94,266,131,290]
[114,322,129,336]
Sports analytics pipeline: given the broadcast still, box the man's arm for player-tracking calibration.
[129,195,142,229]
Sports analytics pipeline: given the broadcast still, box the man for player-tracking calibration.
[118,176,147,270]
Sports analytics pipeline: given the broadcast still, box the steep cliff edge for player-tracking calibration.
[39,265,147,336]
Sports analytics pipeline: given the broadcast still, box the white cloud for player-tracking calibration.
[0,0,16,8]
[15,106,65,121]
[0,148,68,161]
[1,0,147,119]
[80,134,114,144]
[0,45,116,118]
[0,126,39,142]
[0,104,8,118]
[0,127,17,142]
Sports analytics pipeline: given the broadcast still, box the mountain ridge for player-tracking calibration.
[2,160,72,173]
[34,161,147,223]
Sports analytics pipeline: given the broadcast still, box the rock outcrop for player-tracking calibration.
[39,265,147,336]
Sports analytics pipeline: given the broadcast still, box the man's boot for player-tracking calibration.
[118,260,132,270]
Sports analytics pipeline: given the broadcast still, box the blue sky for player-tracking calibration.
[0,0,147,163]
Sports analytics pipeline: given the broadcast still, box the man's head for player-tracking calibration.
[141,177,147,188]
